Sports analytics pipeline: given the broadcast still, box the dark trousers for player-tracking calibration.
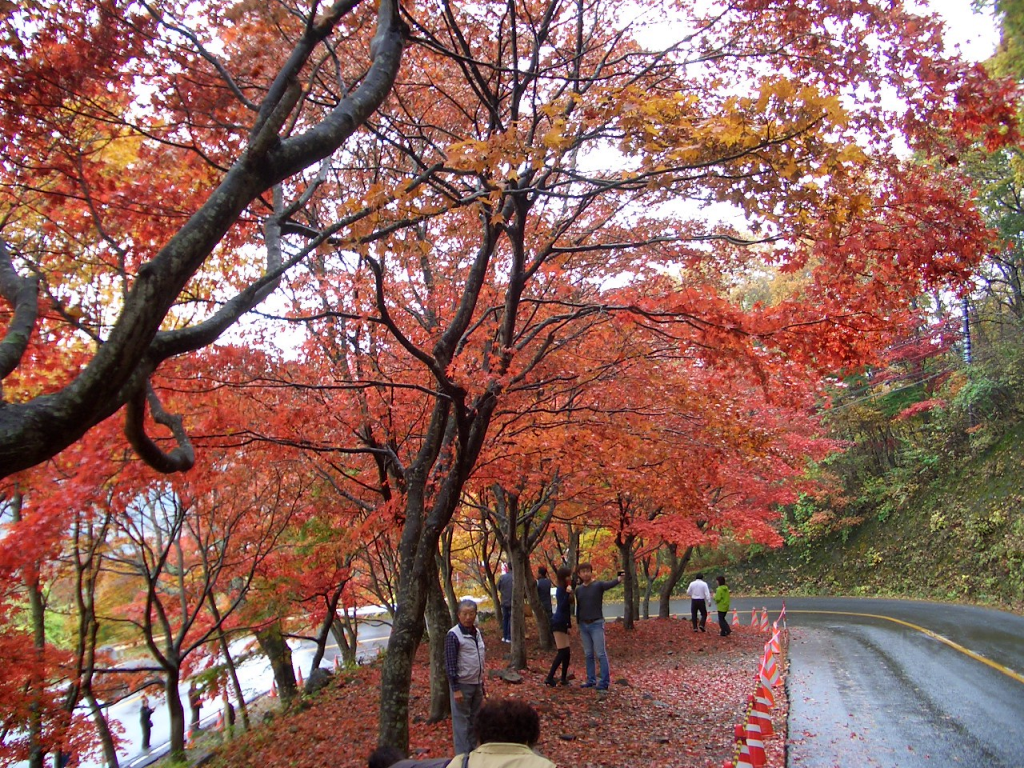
[691,599,707,630]
[717,610,731,636]
[501,605,512,640]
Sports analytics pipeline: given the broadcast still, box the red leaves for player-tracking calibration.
[211,619,786,768]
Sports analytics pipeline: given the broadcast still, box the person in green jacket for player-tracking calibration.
[714,575,732,637]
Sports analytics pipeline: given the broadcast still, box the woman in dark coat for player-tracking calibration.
[544,566,574,686]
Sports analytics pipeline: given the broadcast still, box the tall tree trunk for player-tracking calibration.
[84,693,119,768]
[26,569,46,768]
[71,511,119,768]
[658,544,693,619]
[640,554,658,620]
[256,621,298,707]
[616,534,637,630]
[425,566,452,723]
[439,530,459,626]
[165,666,187,760]
[507,541,530,670]
[208,598,250,730]
[12,491,47,768]
[378,578,427,749]
[524,567,554,652]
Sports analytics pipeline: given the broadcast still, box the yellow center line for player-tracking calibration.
[784,609,1024,685]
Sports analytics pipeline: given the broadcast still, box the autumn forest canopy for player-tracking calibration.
[0,0,1021,764]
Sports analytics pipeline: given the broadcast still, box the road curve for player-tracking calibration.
[738,597,1024,768]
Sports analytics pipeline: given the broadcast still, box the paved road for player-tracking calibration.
[741,597,1024,768]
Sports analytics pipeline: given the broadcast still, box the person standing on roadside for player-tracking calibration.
[574,562,623,692]
[687,572,712,632]
[497,566,514,643]
[445,599,486,755]
[544,565,574,687]
[140,695,154,751]
[714,575,732,636]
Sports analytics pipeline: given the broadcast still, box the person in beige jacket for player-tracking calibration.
[447,699,554,768]
[368,699,554,768]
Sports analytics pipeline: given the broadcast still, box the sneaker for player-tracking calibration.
[596,687,609,694]
[544,678,556,687]
[580,682,596,688]
[699,626,706,632]
[558,679,569,686]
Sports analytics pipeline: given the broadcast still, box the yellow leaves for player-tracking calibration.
[93,131,145,172]
[445,139,492,172]
[542,118,574,151]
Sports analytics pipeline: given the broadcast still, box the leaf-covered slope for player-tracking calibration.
[732,424,1024,613]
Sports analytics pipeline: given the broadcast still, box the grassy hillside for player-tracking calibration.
[728,422,1024,614]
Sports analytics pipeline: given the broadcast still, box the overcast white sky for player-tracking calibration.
[926,0,1000,60]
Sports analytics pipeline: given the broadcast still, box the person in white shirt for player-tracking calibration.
[686,573,712,632]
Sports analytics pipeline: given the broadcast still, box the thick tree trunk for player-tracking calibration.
[617,535,636,630]
[658,544,693,619]
[378,581,427,749]
[256,621,298,707]
[525,569,554,652]
[425,568,452,723]
[165,667,187,760]
[508,543,529,670]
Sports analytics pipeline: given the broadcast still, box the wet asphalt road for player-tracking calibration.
[732,597,1024,768]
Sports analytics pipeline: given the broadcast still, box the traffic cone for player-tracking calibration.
[734,743,755,768]
[750,608,757,626]
[270,680,278,698]
[770,629,781,655]
[755,681,775,709]
[334,655,341,672]
[750,700,774,737]
[759,608,769,633]
[760,648,780,688]
[731,608,739,627]
[745,720,767,766]
[187,727,196,746]
[215,711,224,732]
[296,667,304,687]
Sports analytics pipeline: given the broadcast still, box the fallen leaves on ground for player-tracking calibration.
[209,618,788,768]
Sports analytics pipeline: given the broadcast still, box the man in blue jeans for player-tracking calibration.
[573,562,623,692]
